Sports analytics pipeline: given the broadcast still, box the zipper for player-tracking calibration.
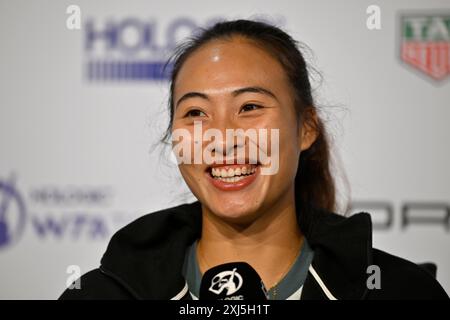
[309,265,338,300]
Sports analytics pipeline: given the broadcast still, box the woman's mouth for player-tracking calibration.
[205,164,259,191]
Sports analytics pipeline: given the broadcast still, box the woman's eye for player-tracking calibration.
[185,109,206,117]
[240,104,262,113]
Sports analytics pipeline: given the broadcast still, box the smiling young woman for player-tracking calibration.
[60,19,448,300]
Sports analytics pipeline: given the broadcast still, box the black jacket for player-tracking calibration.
[59,201,449,300]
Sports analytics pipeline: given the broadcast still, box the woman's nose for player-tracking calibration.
[212,137,236,159]
[208,119,245,160]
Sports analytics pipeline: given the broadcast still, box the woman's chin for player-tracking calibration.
[206,202,263,226]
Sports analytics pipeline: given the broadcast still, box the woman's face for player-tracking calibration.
[172,36,316,225]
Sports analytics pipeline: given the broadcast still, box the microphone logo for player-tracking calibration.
[209,268,243,296]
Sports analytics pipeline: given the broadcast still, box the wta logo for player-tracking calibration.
[0,175,27,249]
[209,268,243,296]
[0,174,125,250]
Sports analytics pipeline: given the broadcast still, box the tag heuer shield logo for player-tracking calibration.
[400,13,450,81]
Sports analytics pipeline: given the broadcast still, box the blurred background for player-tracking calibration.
[0,0,449,299]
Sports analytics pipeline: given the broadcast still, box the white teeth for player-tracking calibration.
[210,165,257,179]
[215,175,246,183]
[221,169,227,177]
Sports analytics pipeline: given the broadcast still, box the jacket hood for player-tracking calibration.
[100,201,372,300]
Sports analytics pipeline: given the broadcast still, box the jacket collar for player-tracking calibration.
[100,201,372,300]
[299,203,372,299]
[100,201,203,299]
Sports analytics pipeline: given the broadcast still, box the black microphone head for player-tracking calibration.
[199,262,268,300]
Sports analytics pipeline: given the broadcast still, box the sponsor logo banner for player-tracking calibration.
[400,12,450,81]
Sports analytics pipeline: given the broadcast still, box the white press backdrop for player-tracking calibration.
[0,0,449,299]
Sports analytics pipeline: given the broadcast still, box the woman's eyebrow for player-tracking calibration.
[176,86,278,107]
[231,86,278,101]
[176,92,209,107]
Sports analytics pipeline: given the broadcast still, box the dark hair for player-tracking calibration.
[163,19,338,213]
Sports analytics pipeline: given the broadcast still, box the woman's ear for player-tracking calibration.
[298,108,319,151]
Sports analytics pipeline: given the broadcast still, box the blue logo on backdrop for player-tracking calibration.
[0,174,26,248]
[84,16,223,81]
[0,173,137,250]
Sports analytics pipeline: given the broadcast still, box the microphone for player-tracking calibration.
[199,262,268,300]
